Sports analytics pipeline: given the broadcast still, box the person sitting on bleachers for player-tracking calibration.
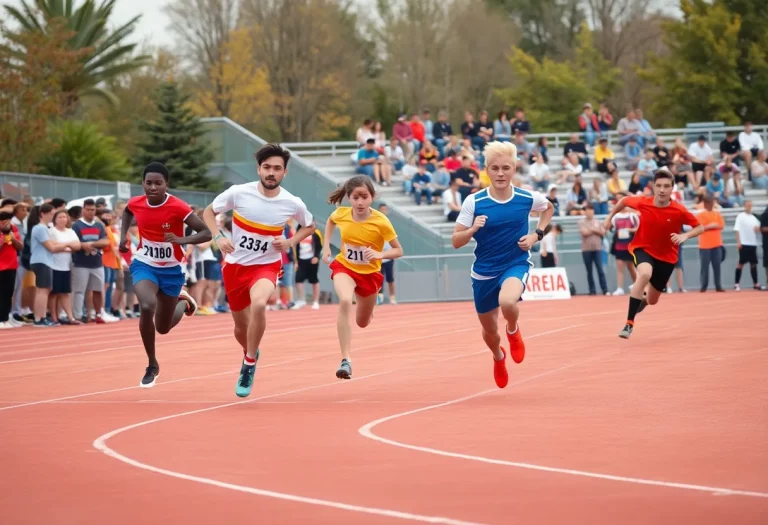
[384,137,405,173]
[442,178,462,222]
[556,154,583,184]
[606,168,629,201]
[594,138,616,174]
[624,137,642,170]
[412,162,434,206]
[546,184,561,216]
[566,180,588,216]
[563,133,590,172]
[356,138,381,183]
[451,155,480,201]
[528,153,552,192]
[751,150,768,189]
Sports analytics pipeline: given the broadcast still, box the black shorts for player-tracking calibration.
[738,245,758,265]
[380,260,394,283]
[52,270,71,294]
[691,162,707,173]
[632,249,675,292]
[614,249,633,262]
[540,253,556,268]
[31,263,53,290]
[295,258,319,284]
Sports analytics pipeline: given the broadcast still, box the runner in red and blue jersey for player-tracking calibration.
[119,162,212,387]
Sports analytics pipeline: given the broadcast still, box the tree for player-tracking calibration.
[239,0,361,141]
[2,0,150,111]
[188,27,276,138]
[497,24,621,131]
[38,120,131,180]
[133,82,216,190]
[636,0,743,126]
[0,19,84,173]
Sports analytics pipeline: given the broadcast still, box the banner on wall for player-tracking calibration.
[521,267,571,301]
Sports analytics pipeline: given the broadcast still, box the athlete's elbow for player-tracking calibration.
[451,235,464,249]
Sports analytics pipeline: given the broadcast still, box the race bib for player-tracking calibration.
[237,232,272,254]
[344,243,368,265]
[618,230,630,240]
[141,239,175,263]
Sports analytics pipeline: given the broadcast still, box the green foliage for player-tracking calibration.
[2,0,151,111]
[38,120,131,180]
[496,24,621,132]
[636,0,746,126]
[133,82,216,191]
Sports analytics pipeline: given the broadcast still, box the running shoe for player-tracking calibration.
[336,358,352,380]
[179,290,198,316]
[235,349,260,398]
[493,348,508,388]
[618,324,633,339]
[506,324,526,364]
[140,365,160,387]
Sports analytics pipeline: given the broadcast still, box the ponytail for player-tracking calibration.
[326,175,376,205]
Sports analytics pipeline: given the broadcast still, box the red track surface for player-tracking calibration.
[1,293,767,524]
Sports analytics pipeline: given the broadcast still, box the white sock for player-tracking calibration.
[493,348,505,361]
[506,323,518,335]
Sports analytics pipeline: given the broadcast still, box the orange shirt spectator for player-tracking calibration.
[697,210,724,249]
[410,119,425,143]
[102,225,120,269]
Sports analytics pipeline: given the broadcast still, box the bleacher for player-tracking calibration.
[284,125,768,249]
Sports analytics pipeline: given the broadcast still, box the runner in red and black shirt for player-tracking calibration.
[603,169,706,339]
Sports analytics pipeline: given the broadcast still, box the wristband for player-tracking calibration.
[214,233,225,242]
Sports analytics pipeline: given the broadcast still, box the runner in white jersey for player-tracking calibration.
[203,143,316,398]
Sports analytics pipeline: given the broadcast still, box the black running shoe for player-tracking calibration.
[140,365,160,387]
[618,324,633,339]
[336,359,352,380]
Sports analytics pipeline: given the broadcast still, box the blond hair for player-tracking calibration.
[483,141,518,165]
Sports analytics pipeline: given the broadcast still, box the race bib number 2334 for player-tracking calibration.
[238,233,270,254]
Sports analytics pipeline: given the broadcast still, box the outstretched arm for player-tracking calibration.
[322,217,336,264]
[119,206,134,252]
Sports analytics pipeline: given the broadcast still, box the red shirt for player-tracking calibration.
[127,194,193,268]
[0,225,21,271]
[625,196,700,264]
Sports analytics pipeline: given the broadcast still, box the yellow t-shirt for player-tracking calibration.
[331,207,397,274]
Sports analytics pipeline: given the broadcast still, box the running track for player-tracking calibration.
[1,293,766,524]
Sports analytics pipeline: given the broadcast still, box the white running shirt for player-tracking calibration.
[211,182,313,266]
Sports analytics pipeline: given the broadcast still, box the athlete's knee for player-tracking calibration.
[356,313,371,328]
[156,323,172,335]
[250,297,268,312]
[338,296,353,311]
[139,298,156,315]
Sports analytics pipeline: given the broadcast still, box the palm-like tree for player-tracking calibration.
[3,0,151,109]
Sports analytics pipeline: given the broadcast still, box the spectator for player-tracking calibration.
[0,208,23,329]
[419,140,439,172]
[594,138,616,173]
[634,109,656,145]
[578,103,600,146]
[532,137,549,164]
[653,137,671,168]
[540,224,562,268]
[719,131,741,164]
[609,208,639,295]
[432,111,453,158]
[409,113,426,152]
[589,178,609,215]
[528,153,552,192]
[292,224,322,310]
[697,195,725,292]
[579,204,609,295]
[617,109,644,148]
[624,137,642,170]
[356,138,381,182]
[451,155,480,201]
[356,119,375,145]
[564,133,589,171]
[442,178,462,222]
[733,200,763,291]
[628,172,645,195]
[687,135,715,187]
[71,199,110,323]
[431,163,451,196]
[597,103,613,132]
[384,137,405,174]
[726,169,745,207]
[421,109,434,143]
[30,204,74,326]
[606,168,629,201]
[637,149,659,186]
[9,202,29,322]
[761,204,768,285]
[566,180,588,216]
[546,184,561,216]
[511,108,530,135]
[738,122,764,169]
[556,154,584,184]
[461,111,483,151]
[412,163,434,205]
[443,149,461,172]
[493,111,512,141]
[372,121,387,152]
[513,131,531,171]
[477,110,494,145]
[98,208,121,317]
[47,209,81,324]
[400,155,419,194]
[392,114,415,156]
[750,150,768,189]
[700,171,729,207]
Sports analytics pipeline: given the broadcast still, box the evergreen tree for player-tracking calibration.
[134,81,215,190]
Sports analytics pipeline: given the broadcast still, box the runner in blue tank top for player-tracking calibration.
[452,141,554,389]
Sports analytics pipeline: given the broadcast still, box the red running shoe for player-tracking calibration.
[494,347,509,388]
[506,324,526,364]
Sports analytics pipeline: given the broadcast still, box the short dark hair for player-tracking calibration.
[143,162,170,181]
[1,198,17,207]
[50,197,66,209]
[39,203,54,215]
[255,143,290,168]
[83,199,95,207]
[68,206,82,219]
[653,168,674,183]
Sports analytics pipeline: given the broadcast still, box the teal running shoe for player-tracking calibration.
[236,349,260,398]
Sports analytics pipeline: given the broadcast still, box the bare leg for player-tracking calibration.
[333,273,357,362]
[245,279,276,360]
